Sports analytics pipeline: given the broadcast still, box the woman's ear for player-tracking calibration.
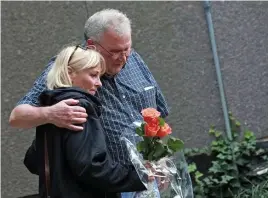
[68,67,76,82]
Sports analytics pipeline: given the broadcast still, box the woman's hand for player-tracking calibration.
[145,162,155,182]
[145,161,170,190]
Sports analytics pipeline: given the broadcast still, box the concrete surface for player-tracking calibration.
[1,1,267,197]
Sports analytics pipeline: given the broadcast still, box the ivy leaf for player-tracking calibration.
[216,153,226,160]
[236,158,249,166]
[195,171,203,180]
[244,130,254,140]
[209,162,222,174]
[229,180,241,188]
[203,177,211,185]
[235,121,241,127]
[167,137,184,152]
[221,175,234,184]
[211,178,219,184]
[158,117,165,127]
[215,131,222,137]
[211,140,218,146]
[209,128,215,135]
[188,163,197,173]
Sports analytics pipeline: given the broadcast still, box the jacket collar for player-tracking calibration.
[39,87,102,116]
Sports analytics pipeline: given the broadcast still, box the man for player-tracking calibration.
[9,8,169,197]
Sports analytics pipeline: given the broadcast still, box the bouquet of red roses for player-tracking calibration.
[136,108,184,162]
[121,108,193,198]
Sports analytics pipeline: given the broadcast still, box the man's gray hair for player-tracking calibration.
[84,9,132,41]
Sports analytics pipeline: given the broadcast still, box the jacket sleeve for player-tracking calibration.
[24,138,39,175]
[63,99,146,192]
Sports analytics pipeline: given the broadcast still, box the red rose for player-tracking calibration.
[141,108,161,124]
[144,123,160,137]
[157,123,172,138]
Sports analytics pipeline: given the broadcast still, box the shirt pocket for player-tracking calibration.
[131,85,157,112]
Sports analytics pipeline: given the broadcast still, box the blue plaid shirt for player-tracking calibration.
[18,49,170,164]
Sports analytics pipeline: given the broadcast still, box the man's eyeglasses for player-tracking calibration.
[93,41,131,60]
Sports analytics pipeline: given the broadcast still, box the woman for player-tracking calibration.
[24,45,148,198]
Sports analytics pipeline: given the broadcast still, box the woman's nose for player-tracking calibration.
[95,78,102,87]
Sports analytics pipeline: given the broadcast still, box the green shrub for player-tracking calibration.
[184,112,268,198]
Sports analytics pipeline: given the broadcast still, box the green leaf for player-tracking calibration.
[209,128,215,135]
[158,117,165,127]
[209,163,223,174]
[136,141,146,152]
[211,140,218,146]
[136,127,143,136]
[148,151,154,161]
[141,123,146,132]
[216,153,226,160]
[195,171,203,179]
[153,142,166,160]
[235,121,241,127]
[203,177,211,185]
[167,137,184,152]
[221,175,234,184]
[244,130,254,140]
[154,138,163,144]
[236,158,249,166]
[165,145,174,156]
[188,163,197,173]
[215,131,222,138]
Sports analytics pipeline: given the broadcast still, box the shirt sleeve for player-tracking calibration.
[132,50,170,117]
[16,57,56,107]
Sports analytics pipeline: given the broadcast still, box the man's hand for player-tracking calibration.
[145,162,170,191]
[45,99,88,131]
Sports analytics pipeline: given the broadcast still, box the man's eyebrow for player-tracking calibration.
[109,49,122,52]
[110,47,129,52]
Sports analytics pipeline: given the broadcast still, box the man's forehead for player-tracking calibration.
[101,30,131,43]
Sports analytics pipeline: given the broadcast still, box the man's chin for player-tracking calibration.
[107,66,123,76]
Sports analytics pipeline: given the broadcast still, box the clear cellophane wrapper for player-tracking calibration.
[121,136,194,198]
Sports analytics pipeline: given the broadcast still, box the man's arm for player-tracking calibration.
[9,100,87,130]
[9,57,87,131]
[9,104,49,129]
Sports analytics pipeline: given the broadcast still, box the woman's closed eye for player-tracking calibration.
[90,73,99,78]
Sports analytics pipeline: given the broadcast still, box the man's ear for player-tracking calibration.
[86,39,96,50]
[87,39,94,46]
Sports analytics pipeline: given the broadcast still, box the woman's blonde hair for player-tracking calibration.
[47,45,106,90]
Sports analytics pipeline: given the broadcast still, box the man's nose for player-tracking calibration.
[118,54,127,62]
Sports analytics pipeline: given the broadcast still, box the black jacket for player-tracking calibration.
[24,87,146,198]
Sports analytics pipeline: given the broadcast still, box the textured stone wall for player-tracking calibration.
[2,1,267,197]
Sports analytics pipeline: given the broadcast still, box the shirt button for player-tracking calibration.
[122,95,126,98]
